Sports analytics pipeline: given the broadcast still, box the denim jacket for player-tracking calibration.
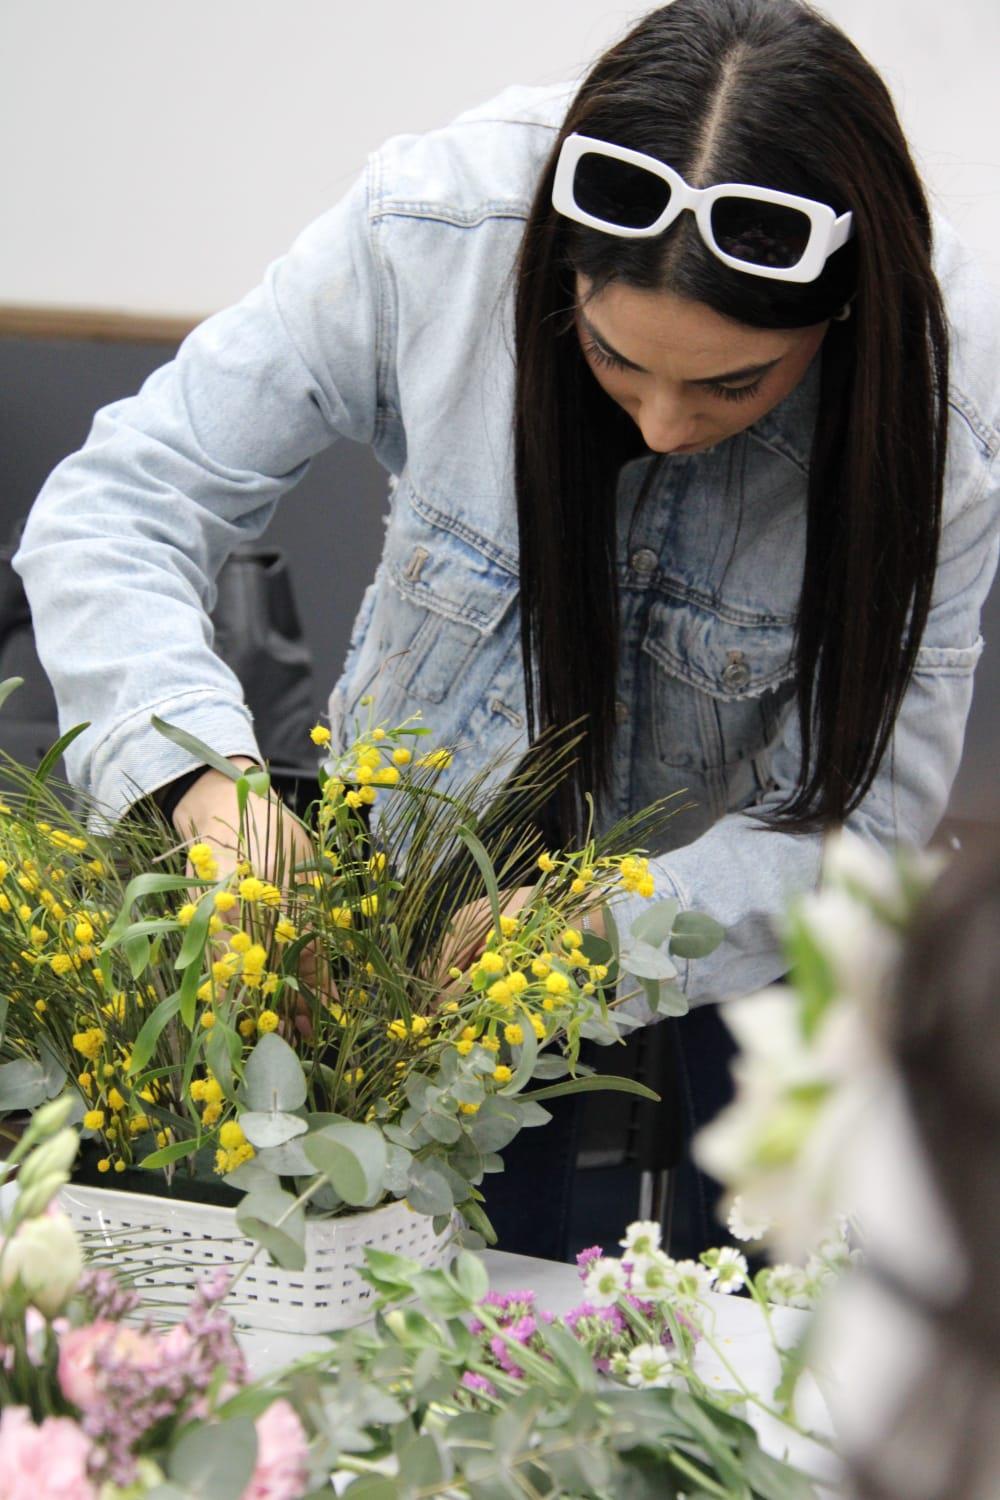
[14,83,1000,1009]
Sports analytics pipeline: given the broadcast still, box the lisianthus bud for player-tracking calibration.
[0,1209,83,1316]
[16,1126,79,1194]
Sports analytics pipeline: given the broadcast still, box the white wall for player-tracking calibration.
[1,0,997,316]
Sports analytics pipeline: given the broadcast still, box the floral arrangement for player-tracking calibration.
[0,1100,314,1499]
[273,1219,836,1497]
[694,827,944,1260]
[1,1104,835,1499]
[0,679,722,1260]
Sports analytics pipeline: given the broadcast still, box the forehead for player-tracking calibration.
[577,275,801,372]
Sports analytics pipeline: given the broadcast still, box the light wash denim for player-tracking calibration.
[14,84,1000,1010]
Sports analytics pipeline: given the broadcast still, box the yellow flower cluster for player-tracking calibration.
[215,1119,255,1175]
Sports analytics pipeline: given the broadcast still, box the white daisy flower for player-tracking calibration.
[620,1220,662,1258]
[625,1341,677,1389]
[629,1250,675,1299]
[761,1264,812,1308]
[663,1259,714,1303]
[727,1195,772,1242]
[705,1246,748,1294]
[583,1256,628,1307]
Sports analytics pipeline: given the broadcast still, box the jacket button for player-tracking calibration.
[630,547,658,576]
[721,651,751,691]
[615,699,630,723]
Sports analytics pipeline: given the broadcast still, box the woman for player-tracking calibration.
[14,0,998,1256]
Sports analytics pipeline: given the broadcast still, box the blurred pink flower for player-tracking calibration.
[242,1399,309,1500]
[0,1407,95,1500]
[57,1320,157,1409]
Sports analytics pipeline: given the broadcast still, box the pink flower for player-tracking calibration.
[57,1320,157,1409]
[242,1400,309,1500]
[0,1407,95,1500]
[575,1245,604,1278]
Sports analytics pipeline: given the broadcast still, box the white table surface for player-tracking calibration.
[239,1247,841,1491]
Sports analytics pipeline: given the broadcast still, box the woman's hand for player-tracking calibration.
[435,885,536,980]
[172,757,333,1029]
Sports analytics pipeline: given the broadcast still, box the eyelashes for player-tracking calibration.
[581,338,765,404]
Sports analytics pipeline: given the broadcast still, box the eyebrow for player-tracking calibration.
[579,311,783,385]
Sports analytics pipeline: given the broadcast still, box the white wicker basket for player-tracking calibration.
[59,1181,459,1334]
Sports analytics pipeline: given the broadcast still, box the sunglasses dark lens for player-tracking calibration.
[574,151,671,230]
[709,198,813,269]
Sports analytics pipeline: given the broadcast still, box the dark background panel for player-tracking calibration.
[0,334,390,729]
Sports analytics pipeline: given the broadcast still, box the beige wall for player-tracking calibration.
[1,0,997,316]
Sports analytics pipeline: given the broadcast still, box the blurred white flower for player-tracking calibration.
[726,1196,772,1242]
[629,1251,675,1299]
[761,1264,813,1309]
[662,1259,714,1304]
[620,1220,662,1257]
[625,1342,677,1388]
[704,1246,748,1293]
[583,1257,628,1308]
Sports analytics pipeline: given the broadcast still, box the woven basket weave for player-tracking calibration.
[59,1181,457,1333]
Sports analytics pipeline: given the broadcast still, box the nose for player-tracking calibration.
[637,392,699,454]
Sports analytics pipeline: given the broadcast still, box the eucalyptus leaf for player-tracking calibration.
[405,1159,455,1217]
[244,1033,308,1112]
[168,1414,257,1499]
[620,938,678,981]
[239,1110,308,1149]
[669,908,726,960]
[629,897,679,947]
[303,1121,388,1205]
[256,1136,316,1177]
[0,1058,49,1112]
[235,1181,306,1271]
[656,983,690,1019]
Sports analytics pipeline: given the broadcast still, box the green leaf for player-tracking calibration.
[175,891,215,971]
[28,723,90,807]
[456,823,502,932]
[0,676,24,710]
[168,1414,257,1499]
[655,983,690,1019]
[452,1249,490,1304]
[0,1059,50,1112]
[235,1181,306,1271]
[399,1434,448,1489]
[530,1054,570,1080]
[669,909,726,960]
[240,1110,308,1149]
[405,1158,455,1216]
[139,1136,200,1170]
[124,931,152,980]
[150,717,250,781]
[621,938,677,981]
[303,1121,387,1205]
[537,1320,598,1391]
[244,1033,308,1112]
[737,1432,818,1500]
[343,1478,399,1499]
[178,954,203,1030]
[630,897,679,947]
[129,990,183,1075]
[520,1074,660,1105]
[102,873,208,950]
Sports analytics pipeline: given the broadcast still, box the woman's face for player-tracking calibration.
[575,274,829,456]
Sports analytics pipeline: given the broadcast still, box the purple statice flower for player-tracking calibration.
[563,1300,630,1375]
[624,1294,659,1319]
[461,1371,499,1399]
[489,1333,525,1378]
[508,1314,537,1344]
[75,1268,140,1324]
[575,1246,604,1280]
[64,1269,248,1487]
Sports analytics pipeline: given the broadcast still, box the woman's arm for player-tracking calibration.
[613,425,1000,1012]
[12,169,388,831]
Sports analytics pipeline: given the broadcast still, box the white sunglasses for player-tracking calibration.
[552,133,854,285]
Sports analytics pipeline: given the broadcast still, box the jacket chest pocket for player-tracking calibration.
[338,489,519,733]
[641,597,796,775]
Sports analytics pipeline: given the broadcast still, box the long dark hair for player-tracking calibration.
[514,0,948,841]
